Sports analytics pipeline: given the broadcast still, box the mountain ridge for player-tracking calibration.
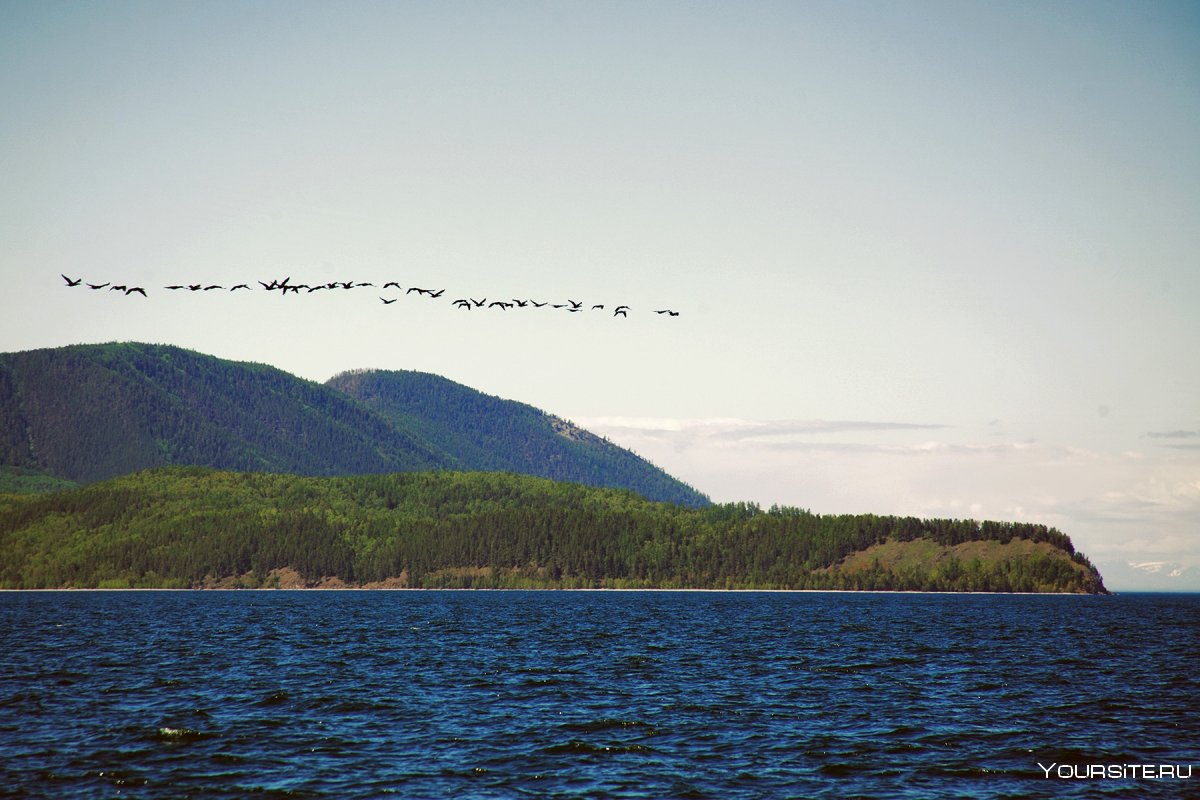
[327,368,707,507]
[0,342,707,506]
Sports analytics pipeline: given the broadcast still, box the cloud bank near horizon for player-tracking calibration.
[577,415,1200,589]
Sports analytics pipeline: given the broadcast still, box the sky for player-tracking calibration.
[2,0,1197,590]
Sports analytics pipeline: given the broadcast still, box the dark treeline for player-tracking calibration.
[0,467,1106,593]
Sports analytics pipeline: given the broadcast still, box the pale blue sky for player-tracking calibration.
[2,1,1197,588]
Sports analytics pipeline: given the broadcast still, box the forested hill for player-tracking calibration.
[0,467,1107,593]
[0,343,450,483]
[0,343,706,506]
[328,369,707,508]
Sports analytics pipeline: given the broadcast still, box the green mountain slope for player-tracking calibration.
[0,467,1107,593]
[327,369,708,508]
[0,343,452,482]
[0,343,706,506]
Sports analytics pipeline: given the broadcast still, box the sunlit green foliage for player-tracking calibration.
[0,467,1106,593]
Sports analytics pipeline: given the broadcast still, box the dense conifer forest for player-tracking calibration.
[0,342,706,506]
[0,467,1107,593]
[328,368,706,507]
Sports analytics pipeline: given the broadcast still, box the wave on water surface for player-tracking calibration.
[1,590,1195,799]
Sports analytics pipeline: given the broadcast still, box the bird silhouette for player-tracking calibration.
[654,309,680,316]
[592,304,604,311]
[567,299,582,309]
[109,285,127,292]
[380,297,397,304]
[614,305,629,318]
[203,285,223,290]
[61,274,82,287]
[87,282,109,290]
[383,281,401,289]
[452,299,472,309]
[230,284,250,291]
[165,285,185,290]
[125,286,147,297]
[188,284,203,291]
[470,298,486,308]
[489,301,514,310]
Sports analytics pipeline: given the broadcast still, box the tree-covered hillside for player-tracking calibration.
[327,369,708,508]
[0,343,450,482]
[0,467,1107,593]
[0,343,702,506]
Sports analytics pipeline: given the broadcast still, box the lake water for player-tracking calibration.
[1,591,1196,799]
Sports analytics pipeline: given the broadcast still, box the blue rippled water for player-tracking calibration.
[1,591,1196,799]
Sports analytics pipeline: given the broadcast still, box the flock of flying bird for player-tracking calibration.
[59,274,681,318]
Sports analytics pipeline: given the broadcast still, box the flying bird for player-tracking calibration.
[230,284,250,291]
[488,301,513,310]
[654,309,680,316]
[61,274,82,287]
[87,282,109,290]
[383,281,402,289]
[109,285,127,292]
[380,297,397,304]
[125,286,147,297]
[203,285,223,291]
[614,305,629,318]
[165,285,185,290]
[452,299,472,309]
[470,298,486,308]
